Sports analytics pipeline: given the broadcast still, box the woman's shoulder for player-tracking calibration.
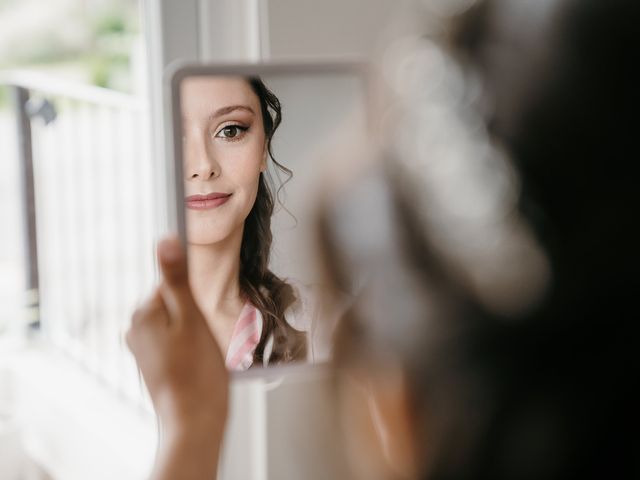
[283,278,318,330]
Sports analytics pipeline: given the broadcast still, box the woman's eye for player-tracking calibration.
[216,125,248,139]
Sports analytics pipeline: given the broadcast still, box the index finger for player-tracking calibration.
[156,235,196,325]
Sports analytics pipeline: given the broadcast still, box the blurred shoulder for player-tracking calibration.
[283,278,351,363]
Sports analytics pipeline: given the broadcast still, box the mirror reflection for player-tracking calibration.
[179,72,364,370]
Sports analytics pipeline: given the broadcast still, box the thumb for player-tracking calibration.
[157,235,194,319]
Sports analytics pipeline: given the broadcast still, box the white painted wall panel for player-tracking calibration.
[264,0,414,59]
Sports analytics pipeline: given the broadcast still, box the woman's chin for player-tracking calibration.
[186,231,230,247]
[185,214,245,247]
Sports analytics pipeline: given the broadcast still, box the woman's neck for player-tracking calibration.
[187,227,245,324]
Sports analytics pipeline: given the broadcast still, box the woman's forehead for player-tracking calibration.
[181,76,260,117]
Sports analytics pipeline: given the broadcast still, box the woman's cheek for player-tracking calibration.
[227,145,263,182]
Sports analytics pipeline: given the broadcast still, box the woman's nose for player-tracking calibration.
[184,130,220,180]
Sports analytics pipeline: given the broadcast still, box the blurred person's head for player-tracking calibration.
[317,0,638,478]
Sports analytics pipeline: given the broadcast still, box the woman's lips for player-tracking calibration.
[185,193,232,210]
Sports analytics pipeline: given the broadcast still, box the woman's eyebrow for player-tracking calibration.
[208,105,255,120]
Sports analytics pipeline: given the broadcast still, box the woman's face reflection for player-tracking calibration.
[181,77,267,245]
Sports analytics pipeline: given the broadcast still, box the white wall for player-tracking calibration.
[264,0,415,59]
[193,0,418,60]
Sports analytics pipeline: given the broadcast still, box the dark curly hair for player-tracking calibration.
[240,77,307,365]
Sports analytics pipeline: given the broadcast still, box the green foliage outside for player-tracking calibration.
[0,0,141,110]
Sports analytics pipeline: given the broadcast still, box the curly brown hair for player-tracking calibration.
[240,77,307,366]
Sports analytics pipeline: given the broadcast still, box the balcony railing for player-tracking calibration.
[1,71,157,406]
